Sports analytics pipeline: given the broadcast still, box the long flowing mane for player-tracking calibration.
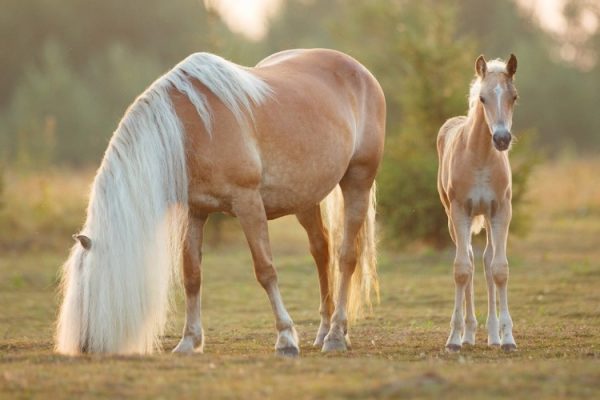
[56,53,271,354]
[468,59,508,115]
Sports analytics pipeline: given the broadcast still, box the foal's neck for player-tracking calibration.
[466,104,494,160]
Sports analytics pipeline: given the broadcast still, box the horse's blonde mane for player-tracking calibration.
[57,53,272,354]
[468,59,508,114]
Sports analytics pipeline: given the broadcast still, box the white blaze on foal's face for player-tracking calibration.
[474,54,518,151]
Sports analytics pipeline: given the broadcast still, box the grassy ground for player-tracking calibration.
[1,158,599,399]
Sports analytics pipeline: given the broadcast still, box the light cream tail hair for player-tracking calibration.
[320,182,379,322]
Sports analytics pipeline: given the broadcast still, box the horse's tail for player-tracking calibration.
[320,182,379,322]
[56,53,271,354]
[471,215,485,235]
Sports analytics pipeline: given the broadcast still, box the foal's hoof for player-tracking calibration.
[501,343,517,352]
[276,346,300,358]
[445,343,461,353]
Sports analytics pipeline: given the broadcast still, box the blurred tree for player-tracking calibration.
[264,0,538,246]
[0,0,247,166]
[454,0,600,151]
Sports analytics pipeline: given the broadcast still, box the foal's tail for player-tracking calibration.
[321,183,379,322]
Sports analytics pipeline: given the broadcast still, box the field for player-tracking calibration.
[1,158,599,399]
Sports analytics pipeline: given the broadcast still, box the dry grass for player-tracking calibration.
[1,158,599,399]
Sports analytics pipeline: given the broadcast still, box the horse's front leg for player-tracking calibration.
[446,203,474,352]
[234,190,299,357]
[489,203,517,351]
[173,214,207,353]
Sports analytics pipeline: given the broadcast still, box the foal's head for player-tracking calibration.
[473,54,518,151]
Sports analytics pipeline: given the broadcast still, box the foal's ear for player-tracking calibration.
[507,53,517,77]
[73,234,92,250]
[475,55,487,78]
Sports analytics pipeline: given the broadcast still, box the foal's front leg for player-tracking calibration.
[234,190,299,357]
[489,204,517,351]
[446,204,474,352]
[173,214,207,353]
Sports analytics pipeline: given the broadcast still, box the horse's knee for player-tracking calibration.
[492,262,509,285]
[453,262,473,285]
[255,264,278,289]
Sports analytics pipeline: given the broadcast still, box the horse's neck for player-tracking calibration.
[465,104,494,160]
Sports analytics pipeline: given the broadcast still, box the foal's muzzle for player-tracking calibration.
[493,130,512,151]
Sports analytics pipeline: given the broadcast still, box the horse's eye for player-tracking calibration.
[513,95,518,101]
[479,96,485,104]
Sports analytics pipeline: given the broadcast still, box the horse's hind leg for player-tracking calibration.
[173,214,207,353]
[234,190,299,357]
[296,206,334,347]
[322,168,374,352]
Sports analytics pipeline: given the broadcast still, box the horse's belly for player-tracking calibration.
[260,166,346,219]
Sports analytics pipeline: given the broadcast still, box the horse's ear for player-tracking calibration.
[475,55,487,78]
[507,53,517,77]
[73,234,92,250]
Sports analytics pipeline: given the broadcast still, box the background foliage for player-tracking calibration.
[1,0,598,246]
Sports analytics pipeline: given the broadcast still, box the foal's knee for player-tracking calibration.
[453,262,473,285]
[492,262,509,285]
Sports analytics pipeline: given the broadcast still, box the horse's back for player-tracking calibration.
[180,49,385,219]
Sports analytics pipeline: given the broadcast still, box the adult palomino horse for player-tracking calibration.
[56,49,385,356]
[437,55,518,352]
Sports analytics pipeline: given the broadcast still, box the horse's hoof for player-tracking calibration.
[501,343,517,352]
[322,337,347,353]
[276,346,300,358]
[313,336,326,347]
[172,336,203,354]
[488,342,501,348]
[461,341,475,347]
[445,343,461,353]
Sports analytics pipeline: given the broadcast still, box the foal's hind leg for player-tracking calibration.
[173,214,207,353]
[296,206,334,347]
[234,190,299,357]
[322,172,373,353]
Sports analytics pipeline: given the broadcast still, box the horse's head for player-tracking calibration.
[475,54,518,151]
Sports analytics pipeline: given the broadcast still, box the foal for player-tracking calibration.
[437,54,518,352]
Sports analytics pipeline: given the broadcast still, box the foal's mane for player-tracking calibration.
[467,59,508,116]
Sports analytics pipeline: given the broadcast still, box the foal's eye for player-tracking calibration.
[479,96,485,104]
[513,95,518,101]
